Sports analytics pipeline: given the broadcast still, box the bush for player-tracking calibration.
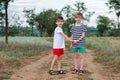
[109,29,120,37]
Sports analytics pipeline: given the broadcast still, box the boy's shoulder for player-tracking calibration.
[55,27,63,32]
[55,27,62,30]
[82,21,88,26]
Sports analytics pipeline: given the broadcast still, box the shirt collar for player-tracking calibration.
[75,21,83,26]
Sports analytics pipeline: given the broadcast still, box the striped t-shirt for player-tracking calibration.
[70,23,87,47]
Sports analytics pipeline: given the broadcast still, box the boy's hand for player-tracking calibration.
[72,40,79,44]
[70,40,74,42]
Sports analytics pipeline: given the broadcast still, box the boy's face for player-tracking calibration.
[75,16,83,23]
[56,19,64,27]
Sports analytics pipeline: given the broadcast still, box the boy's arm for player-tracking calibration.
[73,32,86,44]
[59,32,71,41]
[70,34,73,48]
[78,32,85,40]
[70,34,73,40]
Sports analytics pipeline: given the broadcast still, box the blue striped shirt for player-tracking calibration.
[70,23,87,47]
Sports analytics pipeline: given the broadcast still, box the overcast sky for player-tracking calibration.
[8,0,117,27]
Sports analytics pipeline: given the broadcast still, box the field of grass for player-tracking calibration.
[86,37,120,72]
[0,37,52,58]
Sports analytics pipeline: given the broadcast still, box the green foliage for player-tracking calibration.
[8,27,19,36]
[0,0,14,44]
[108,29,120,36]
[23,8,36,36]
[61,1,94,36]
[1,1,95,38]
[35,9,60,37]
[63,18,75,37]
[61,5,74,36]
[73,1,87,13]
[61,5,74,18]
[107,0,120,28]
[0,26,4,36]
[96,16,112,36]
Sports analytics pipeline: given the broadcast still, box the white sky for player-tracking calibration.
[8,0,117,27]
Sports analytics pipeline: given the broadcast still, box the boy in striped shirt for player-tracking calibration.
[70,12,87,75]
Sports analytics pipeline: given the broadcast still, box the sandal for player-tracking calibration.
[57,70,65,74]
[79,70,84,75]
[48,70,56,75]
[72,69,79,74]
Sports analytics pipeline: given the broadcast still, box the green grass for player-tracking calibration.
[86,37,120,71]
[0,37,52,58]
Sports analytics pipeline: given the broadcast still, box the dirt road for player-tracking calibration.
[9,49,119,80]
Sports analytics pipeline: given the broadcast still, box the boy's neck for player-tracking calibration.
[57,26,62,28]
[75,22,81,26]
[76,22,81,25]
[75,21,82,26]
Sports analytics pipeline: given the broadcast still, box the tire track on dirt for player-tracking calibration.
[9,49,115,80]
[9,50,52,80]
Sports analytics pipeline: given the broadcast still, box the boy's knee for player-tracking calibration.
[74,54,78,58]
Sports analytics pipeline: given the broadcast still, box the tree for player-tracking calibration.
[96,16,112,36]
[61,5,74,36]
[0,3,4,36]
[9,14,23,36]
[106,0,120,29]
[23,8,36,36]
[35,9,60,37]
[0,2,5,21]
[0,0,14,44]
[9,26,18,36]
[84,11,95,22]
[61,1,94,36]
[73,1,87,13]
[35,10,46,37]
[73,1,95,22]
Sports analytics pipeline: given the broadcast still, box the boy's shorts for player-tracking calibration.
[53,48,64,56]
[72,47,86,54]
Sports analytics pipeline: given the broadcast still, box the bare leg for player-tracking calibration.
[50,55,58,70]
[80,53,84,70]
[74,53,78,69]
[57,56,61,70]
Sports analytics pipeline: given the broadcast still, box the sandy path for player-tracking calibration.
[9,49,116,80]
[85,50,111,80]
[9,52,52,80]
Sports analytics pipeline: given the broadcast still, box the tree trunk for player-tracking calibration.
[5,2,8,44]
[118,16,120,29]
[31,26,34,36]
[38,25,43,37]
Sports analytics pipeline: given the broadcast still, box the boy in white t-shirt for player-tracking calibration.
[49,16,71,75]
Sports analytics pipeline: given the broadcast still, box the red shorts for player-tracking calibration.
[53,48,64,56]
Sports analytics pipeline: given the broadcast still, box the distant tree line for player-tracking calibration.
[0,0,120,44]
[22,1,94,37]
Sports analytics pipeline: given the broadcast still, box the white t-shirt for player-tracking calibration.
[53,27,65,48]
